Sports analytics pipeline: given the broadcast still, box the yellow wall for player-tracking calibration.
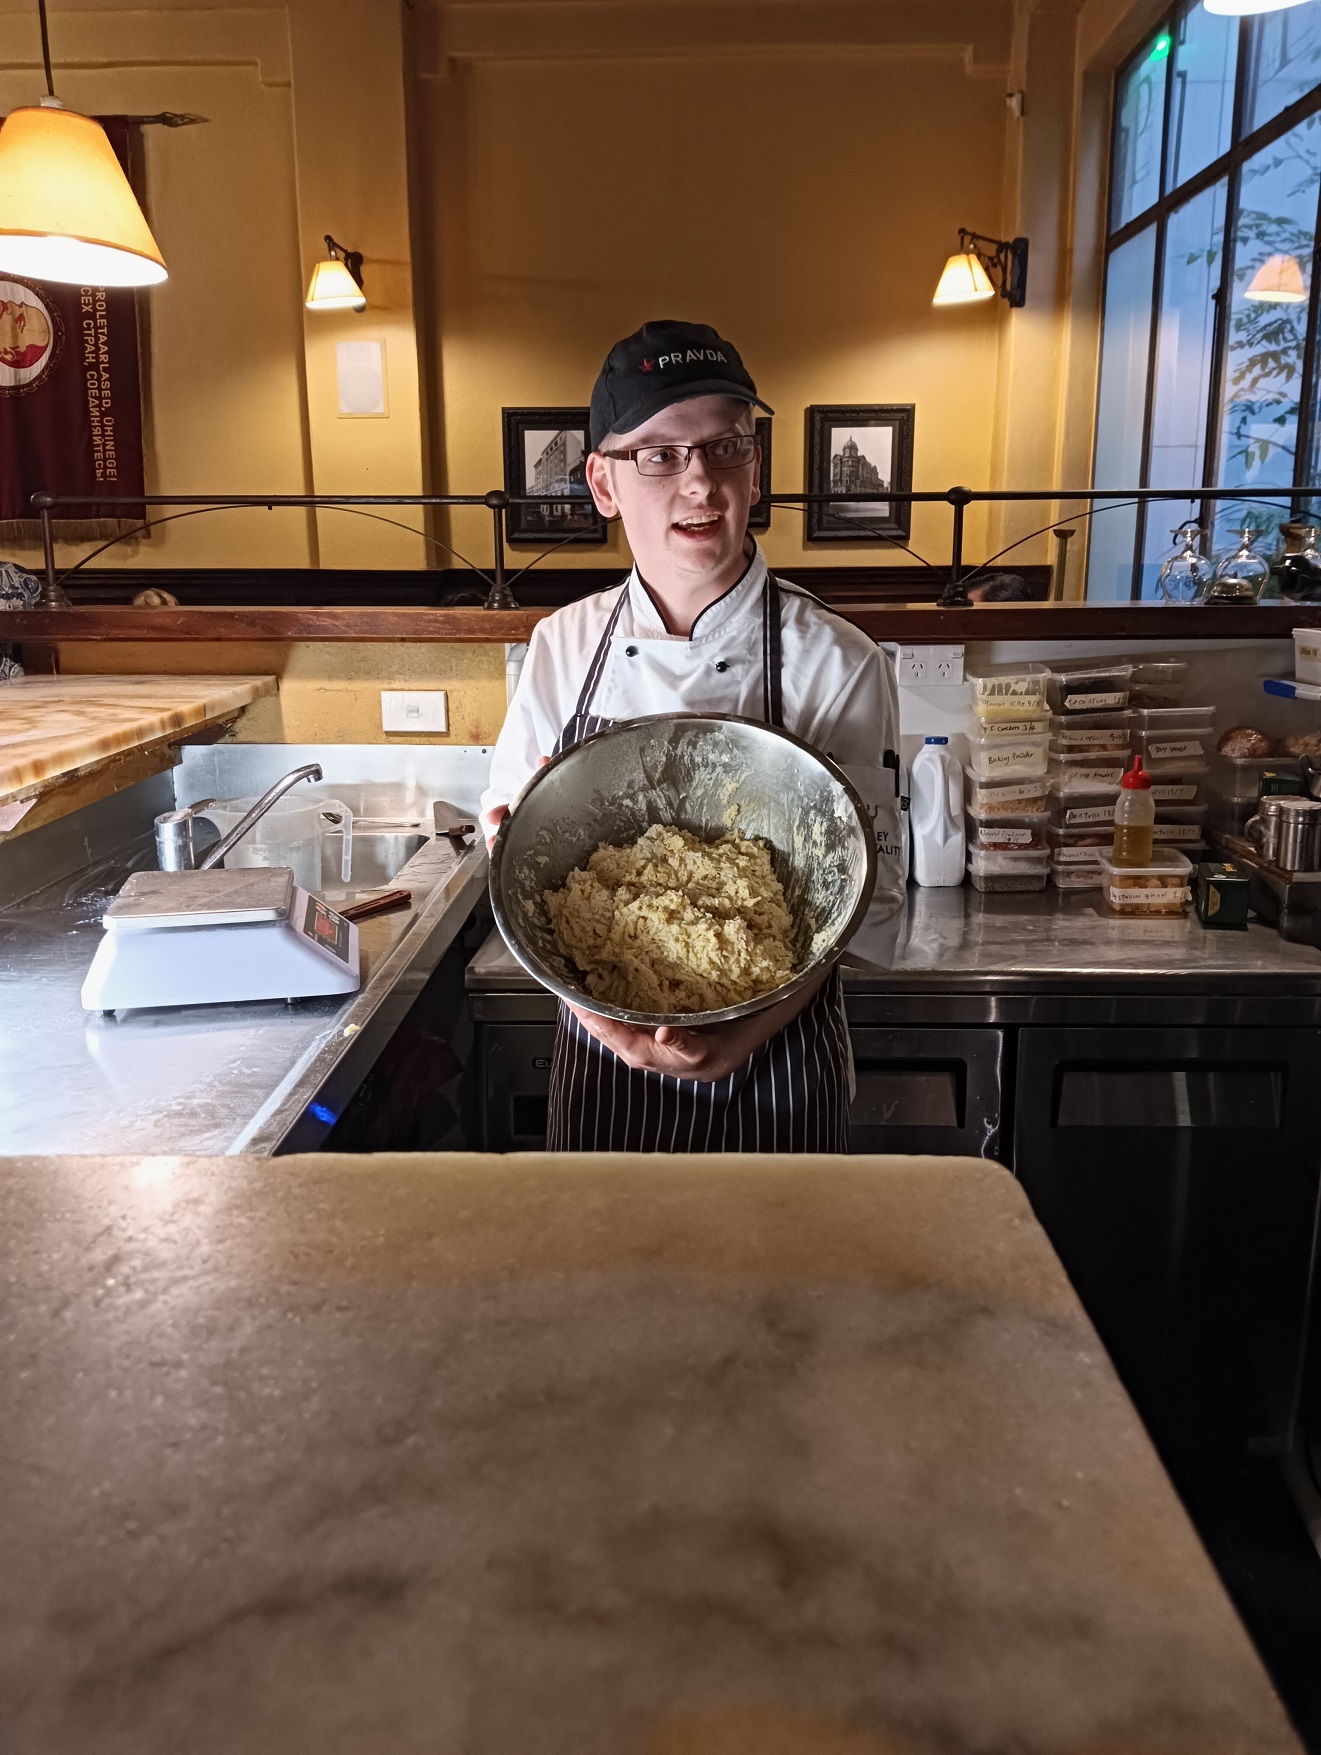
[0,0,1157,599]
[53,641,509,744]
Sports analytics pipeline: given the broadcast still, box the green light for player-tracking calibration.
[1150,33,1171,60]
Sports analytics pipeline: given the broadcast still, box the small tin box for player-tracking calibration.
[1195,860,1251,930]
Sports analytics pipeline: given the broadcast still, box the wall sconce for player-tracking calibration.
[933,229,1029,308]
[305,234,365,313]
[0,0,166,286]
[1246,252,1307,303]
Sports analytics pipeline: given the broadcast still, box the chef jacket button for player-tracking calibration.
[625,644,638,657]
[714,659,728,672]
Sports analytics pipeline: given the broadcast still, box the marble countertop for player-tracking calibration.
[0,674,276,802]
[0,1151,1300,1754]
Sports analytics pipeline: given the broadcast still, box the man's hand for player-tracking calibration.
[483,756,550,850]
[567,972,825,1084]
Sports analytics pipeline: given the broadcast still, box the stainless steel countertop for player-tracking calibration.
[0,832,487,1158]
[468,884,1321,993]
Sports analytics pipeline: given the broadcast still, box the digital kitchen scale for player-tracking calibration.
[81,867,361,1012]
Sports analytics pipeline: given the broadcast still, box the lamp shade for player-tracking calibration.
[1203,0,1309,15]
[933,250,995,305]
[306,255,365,312]
[1246,251,1308,302]
[0,104,166,286]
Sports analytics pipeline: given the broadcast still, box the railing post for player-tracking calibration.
[483,490,516,611]
[937,487,974,608]
[33,493,71,609]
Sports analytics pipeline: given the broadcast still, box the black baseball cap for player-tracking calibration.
[589,319,773,452]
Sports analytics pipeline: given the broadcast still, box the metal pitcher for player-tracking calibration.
[1245,794,1321,871]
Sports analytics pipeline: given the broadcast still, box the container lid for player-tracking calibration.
[1096,846,1193,879]
[1121,755,1151,791]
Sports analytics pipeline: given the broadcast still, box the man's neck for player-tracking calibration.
[636,542,756,638]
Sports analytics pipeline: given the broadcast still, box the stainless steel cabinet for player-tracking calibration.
[1014,1027,1321,1456]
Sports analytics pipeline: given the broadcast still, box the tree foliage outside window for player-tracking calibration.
[1089,4,1321,600]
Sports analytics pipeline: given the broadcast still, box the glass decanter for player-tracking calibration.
[1205,528,1272,605]
[1156,521,1212,605]
[1278,524,1321,603]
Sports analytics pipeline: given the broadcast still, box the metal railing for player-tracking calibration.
[28,484,1321,612]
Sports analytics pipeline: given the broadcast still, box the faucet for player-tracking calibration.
[155,764,324,872]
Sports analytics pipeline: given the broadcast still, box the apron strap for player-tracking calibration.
[566,579,631,730]
[762,570,784,728]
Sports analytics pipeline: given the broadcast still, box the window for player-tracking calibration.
[1089,3,1321,600]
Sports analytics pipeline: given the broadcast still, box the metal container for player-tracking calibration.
[488,713,877,1027]
[1246,794,1321,871]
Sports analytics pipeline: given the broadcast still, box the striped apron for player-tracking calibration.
[544,572,852,1153]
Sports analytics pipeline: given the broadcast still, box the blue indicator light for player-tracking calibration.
[309,1101,337,1125]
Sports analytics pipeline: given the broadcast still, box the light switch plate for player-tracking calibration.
[381,690,448,733]
[897,644,964,686]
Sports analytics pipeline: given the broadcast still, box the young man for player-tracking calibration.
[482,319,904,1152]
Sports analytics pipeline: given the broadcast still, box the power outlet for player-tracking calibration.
[897,644,964,686]
[381,690,448,733]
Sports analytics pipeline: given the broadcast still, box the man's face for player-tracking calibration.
[585,395,760,589]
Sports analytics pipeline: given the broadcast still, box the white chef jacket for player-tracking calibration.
[483,545,907,915]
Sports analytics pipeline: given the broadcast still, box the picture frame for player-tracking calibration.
[746,416,773,534]
[501,407,607,545]
[805,404,915,543]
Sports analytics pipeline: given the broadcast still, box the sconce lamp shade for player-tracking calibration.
[0,103,167,286]
[933,250,996,305]
[1203,0,1309,16]
[306,254,365,313]
[1245,252,1308,302]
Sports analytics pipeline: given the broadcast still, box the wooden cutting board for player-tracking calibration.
[0,673,276,802]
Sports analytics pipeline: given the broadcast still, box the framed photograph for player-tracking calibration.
[502,407,607,545]
[805,404,915,543]
[746,416,773,534]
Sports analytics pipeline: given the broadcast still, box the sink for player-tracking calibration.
[326,830,428,889]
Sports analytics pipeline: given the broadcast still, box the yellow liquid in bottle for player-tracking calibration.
[1112,822,1154,867]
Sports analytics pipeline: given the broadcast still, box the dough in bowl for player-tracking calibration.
[544,824,797,1014]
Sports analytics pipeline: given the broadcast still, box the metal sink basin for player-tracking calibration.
[326,830,428,889]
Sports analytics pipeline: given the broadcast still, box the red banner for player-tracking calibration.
[0,117,145,538]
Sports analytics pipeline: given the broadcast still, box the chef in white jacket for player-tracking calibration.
[482,319,904,1152]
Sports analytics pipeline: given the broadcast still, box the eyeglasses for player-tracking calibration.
[600,434,758,477]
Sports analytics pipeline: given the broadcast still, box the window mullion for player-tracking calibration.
[1201,15,1253,542]
[1293,154,1321,513]
[1133,213,1168,600]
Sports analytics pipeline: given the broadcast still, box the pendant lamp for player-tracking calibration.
[1246,252,1308,302]
[0,1,166,286]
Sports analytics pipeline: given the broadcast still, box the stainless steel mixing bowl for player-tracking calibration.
[488,713,877,1027]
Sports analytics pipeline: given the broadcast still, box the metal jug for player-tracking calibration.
[1245,794,1321,871]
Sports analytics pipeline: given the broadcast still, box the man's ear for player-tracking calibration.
[749,441,762,508]
[585,450,618,518]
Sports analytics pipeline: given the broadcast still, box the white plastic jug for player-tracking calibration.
[909,737,965,887]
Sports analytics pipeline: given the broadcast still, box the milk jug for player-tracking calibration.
[910,736,965,886]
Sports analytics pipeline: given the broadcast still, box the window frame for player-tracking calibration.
[1097,5,1321,599]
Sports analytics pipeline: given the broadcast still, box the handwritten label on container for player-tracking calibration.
[981,718,1049,738]
[1148,738,1204,761]
[1152,824,1202,843]
[1060,803,1114,826]
[983,826,1034,846]
[1055,844,1105,863]
[1106,885,1190,909]
[1064,690,1127,712]
[979,742,1046,775]
[1151,783,1197,803]
[1056,727,1130,749]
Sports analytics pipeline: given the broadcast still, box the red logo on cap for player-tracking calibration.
[640,358,654,372]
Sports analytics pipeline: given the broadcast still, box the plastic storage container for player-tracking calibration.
[1134,726,1215,769]
[966,810,1048,851]
[968,731,1050,782]
[1050,860,1103,890]
[1049,792,1124,830]
[910,737,966,886]
[1149,775,1206,806]
[1129,661,1189,709]
[964,771,1050,815]
[1294,626,1321,684]
[1097,847,1193,915]
[1208,753,1302,801]
[1047,662,1133,715]
[1047,824,1111,862]
[1047,752,1126,793]
[1048,712,1132,752]
[967,661,1050,721]
[967,846,1050,892]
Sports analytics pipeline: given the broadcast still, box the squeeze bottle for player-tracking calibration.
[1112,754,1155,868]
[910,736,966,886]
